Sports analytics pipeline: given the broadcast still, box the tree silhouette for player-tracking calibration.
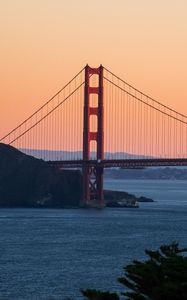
[82,242,187,300]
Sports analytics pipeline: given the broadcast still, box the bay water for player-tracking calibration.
[0,179,187,299]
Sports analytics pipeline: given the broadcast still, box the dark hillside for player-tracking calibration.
[0,143,82,207]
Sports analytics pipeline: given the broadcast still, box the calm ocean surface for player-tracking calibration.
[0,179,187,300]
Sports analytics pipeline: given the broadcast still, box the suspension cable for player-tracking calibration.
[104,66,187,120]
[9,81,85,145]
[0,67,85,141]
[104,77,187,125]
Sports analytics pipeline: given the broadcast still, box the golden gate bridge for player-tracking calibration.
[1,65,187,207]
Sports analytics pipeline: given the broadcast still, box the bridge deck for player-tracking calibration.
[48,158,187,169]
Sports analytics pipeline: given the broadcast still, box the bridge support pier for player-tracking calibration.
[82,165,104,207]
[81,65,105,208]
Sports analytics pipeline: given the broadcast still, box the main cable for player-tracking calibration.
[104,77,187,125]
[104,66,187,120]
[9,82,85,145]
[0,67,85,141]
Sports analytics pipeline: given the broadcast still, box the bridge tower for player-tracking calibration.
[82,65,104,207]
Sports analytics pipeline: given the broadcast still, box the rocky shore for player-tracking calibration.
[104,190,153,208]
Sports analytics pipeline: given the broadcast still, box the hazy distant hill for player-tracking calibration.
[105,167,187,180]
[20,148,151,160]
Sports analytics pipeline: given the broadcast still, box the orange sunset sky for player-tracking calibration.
[0,0,187,139]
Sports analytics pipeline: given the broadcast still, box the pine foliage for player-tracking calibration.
[82,242,187,300]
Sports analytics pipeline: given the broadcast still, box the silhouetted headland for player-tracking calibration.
[0,143,153,208]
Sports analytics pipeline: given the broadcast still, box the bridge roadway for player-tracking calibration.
[48,158,187,169]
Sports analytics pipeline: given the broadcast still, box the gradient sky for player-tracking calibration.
[1,0,187,138]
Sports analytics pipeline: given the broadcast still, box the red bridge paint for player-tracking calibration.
[82,65,104,207]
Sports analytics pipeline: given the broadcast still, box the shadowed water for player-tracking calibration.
[0,180,187,299]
